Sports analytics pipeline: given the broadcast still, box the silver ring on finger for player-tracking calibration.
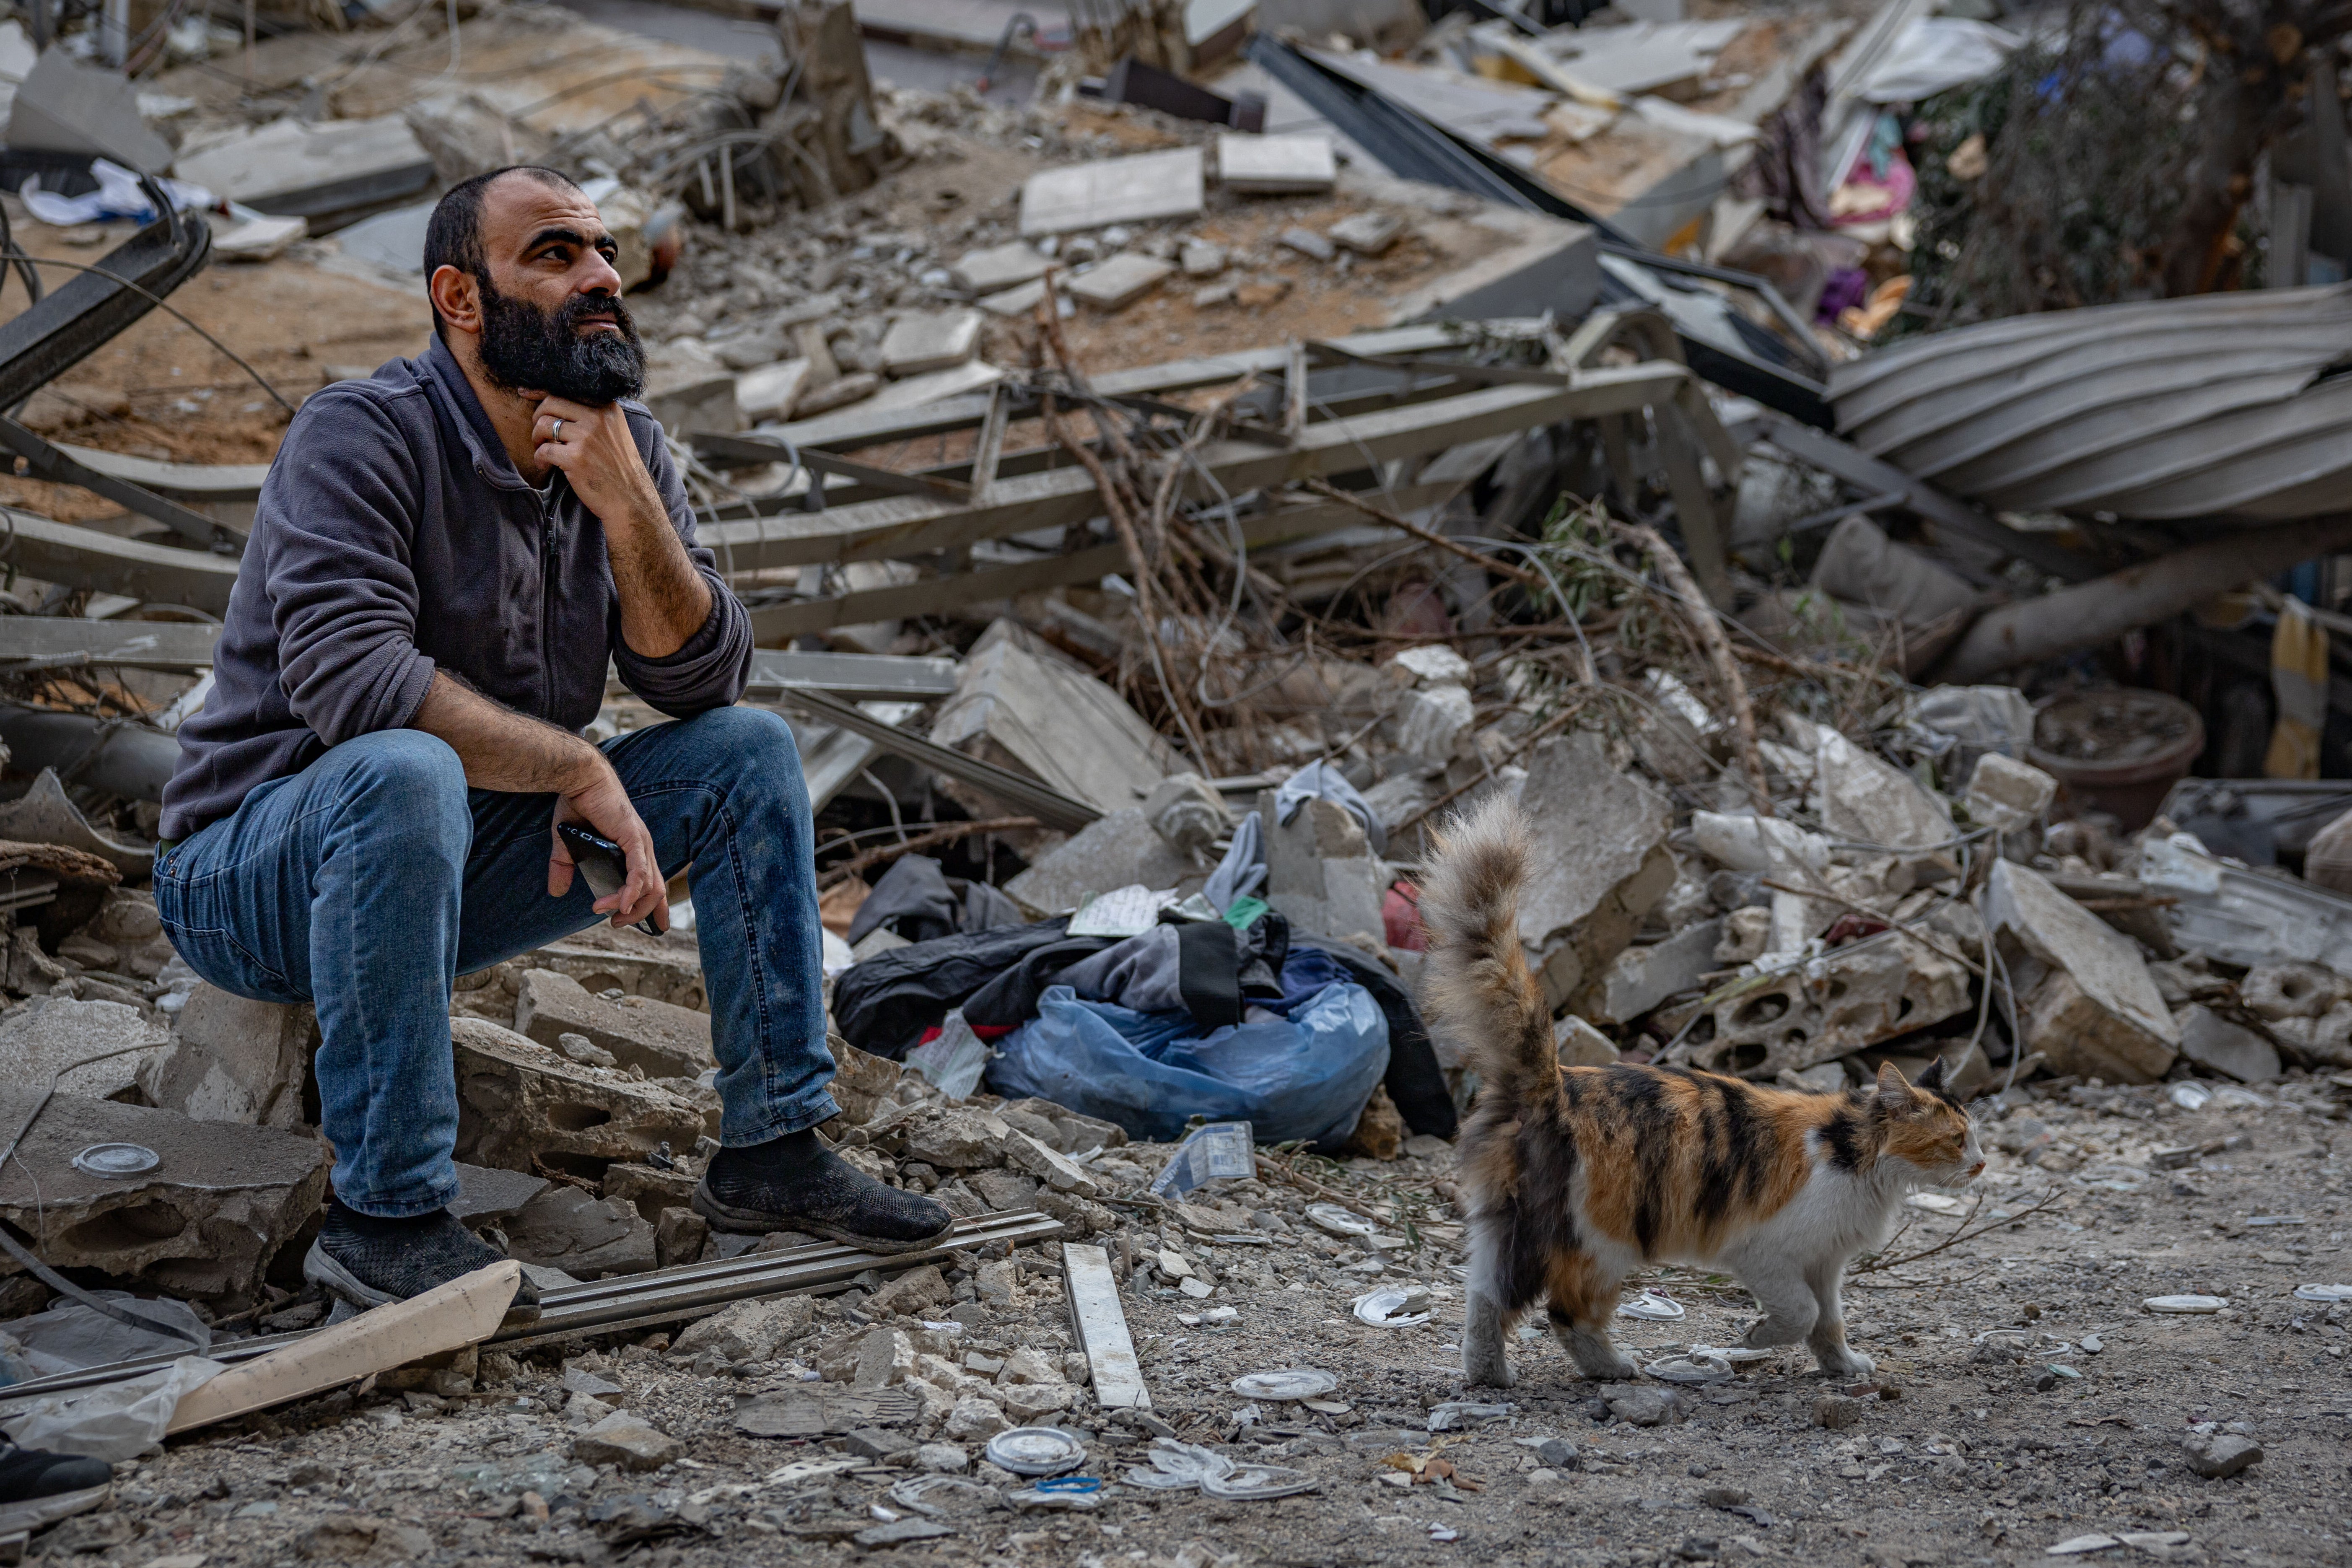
[551,418,565,441]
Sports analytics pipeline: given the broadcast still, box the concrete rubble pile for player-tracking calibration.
[6,0,2352,1561]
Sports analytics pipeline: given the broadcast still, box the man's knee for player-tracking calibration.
[330,731,470,850]
[677,706,803,781]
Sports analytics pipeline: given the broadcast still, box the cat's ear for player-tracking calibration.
[1917,1055,1950,1094]
[1875,1060,1913,1111]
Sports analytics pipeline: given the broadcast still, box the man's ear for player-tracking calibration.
[429,264,482,338]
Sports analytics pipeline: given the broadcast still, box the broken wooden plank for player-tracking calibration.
[738,649,962,698]
[1061,1241,1149,1410]
[0,510,241,614]
[167,1261,521,1435]
[743,482,1468,641]
[0,617,221,671]
[1021,148,1205,236]
[0,1213,1065,1405]
[706,319,1548,457]
[770,690,1101,832]
[697,364,1694,575]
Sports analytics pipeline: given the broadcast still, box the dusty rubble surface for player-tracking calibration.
[28,1078,2343,1568]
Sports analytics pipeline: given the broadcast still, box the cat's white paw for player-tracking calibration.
[1816,1346,1876,1377]
[1463,1353,1515,1389]
[1742,1316,1809,1350]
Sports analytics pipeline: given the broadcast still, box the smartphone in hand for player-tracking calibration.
[556,821,666,936]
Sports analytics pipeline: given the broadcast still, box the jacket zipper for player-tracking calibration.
[537,489,558,720]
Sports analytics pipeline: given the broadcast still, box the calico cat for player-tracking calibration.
[1418,794,1986,1388]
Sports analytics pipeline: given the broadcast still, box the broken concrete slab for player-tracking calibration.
[794,369,882,416]
[829,1035,906,1125]
[0,1089,327,1301]
[1693,935,1972,1080]
[1001,1130,1102,1199]
[653,1205,705,1265]
[572,1410,683,1470]
[1394,683,1475,762]
[86,887,174,981]
[1574,916,1723,1024]
[169,1261,521,1439]
[449,1017,710,1179]
[513,968,715,1081]
[669,1294,816,1365]
[0,996,168,1103]
[139,984,313,1129]
[1987,859,2178,1084]
[1328,210,1404,256]
[930,619,1181,819]
[1262,793,1387,942]
[1067,253,1176,311]
[1815,728,1956,879]
[503,1185,659,1276]
[640,339,743,435]
[977,278,1048,318]
[880,309,983,377]
[864,1264,951,1319]
[902,1109,1018,1171]
[538,931,710,1006]
[736,358,812,423]
[602,1161,695,1222]
[1554,1014,1621,1067]
[1277,225,1336,262]
[450,1162,549,1226]
[1963,752,2056,832]
[1513,733,1676,1006]
[172,114,436,226]
[1180,239,1227,277]
[1216,131,1337,194]
[0,768,154,879]
[2173,1004,2281,1084]
[1143,772,1231,856]
[1019,148,1206,236]
[952,241,1053,294]
[5,47,176,174]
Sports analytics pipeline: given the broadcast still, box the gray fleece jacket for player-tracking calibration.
[160,338,752,841]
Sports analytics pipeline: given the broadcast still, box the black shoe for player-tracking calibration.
[693,1130,955,1254]
[0,1439,111,1537]
[303,1199,541,1321]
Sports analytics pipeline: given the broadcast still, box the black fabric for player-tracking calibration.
[317,1200,540,1309]
[704,1130,951,1242]
[1291,936,1458,1140]
[845,855,962,946]
[963,880,1025,932]
[830,919,1091,1060]
[1174,917,1244,1032]
[845,855,1031,948]
[962,934,1118,1031]
[0,1438,110,1502]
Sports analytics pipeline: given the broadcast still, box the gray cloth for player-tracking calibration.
[160,338,753,841]
[1275,760,1386,855]
[1058,923,1187,1014]
[1203,809,1265,911]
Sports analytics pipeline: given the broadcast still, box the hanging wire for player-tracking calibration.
[16,255,298,415]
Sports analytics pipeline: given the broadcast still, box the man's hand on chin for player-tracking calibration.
[531,395,665,529]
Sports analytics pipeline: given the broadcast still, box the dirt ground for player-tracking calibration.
[0,212,417,524]
[63,1073,2349,1568]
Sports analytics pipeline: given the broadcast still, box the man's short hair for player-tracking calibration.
[422,166,582,342]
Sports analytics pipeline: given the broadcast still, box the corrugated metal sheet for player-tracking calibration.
[1826,284,2352,520]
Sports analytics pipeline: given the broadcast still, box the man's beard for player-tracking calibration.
[475,276,646,404]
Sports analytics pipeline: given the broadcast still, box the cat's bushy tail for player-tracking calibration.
[1418,792,1557,1109]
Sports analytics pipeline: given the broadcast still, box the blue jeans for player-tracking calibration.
[153,706,840,1218]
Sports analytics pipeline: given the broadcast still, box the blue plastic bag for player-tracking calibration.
[985,974,1390,1148]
